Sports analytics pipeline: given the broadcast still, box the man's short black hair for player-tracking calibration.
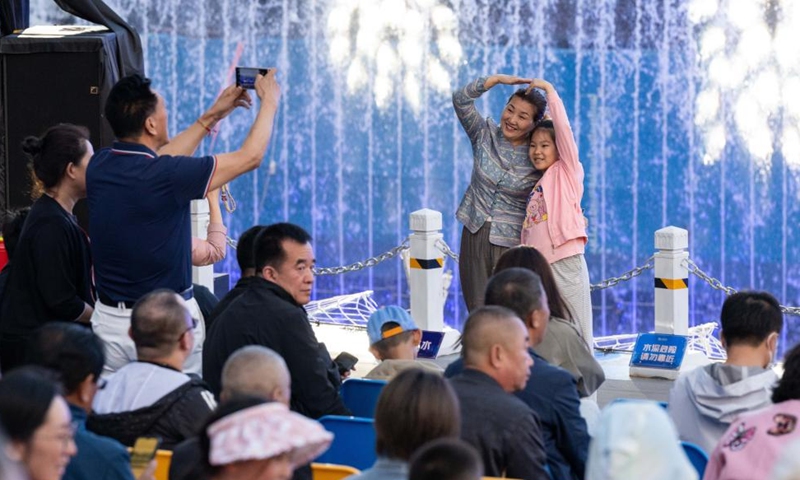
[484,268,545,321]
[27,323,104,395]
[253,223,312,271]
[105,74,159,139]
[236,225,266,271]
[720,291,783,348]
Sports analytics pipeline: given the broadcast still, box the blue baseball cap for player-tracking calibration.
[367,306,419,346]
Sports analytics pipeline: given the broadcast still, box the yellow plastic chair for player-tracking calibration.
[312,462,360,480]
[154,450,172,480]
[128,448,172,480]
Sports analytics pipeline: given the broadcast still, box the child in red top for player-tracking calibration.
[520,79,592,345]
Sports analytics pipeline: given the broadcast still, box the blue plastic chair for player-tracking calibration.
[315,415,377,470]
[341,378,388,418]
[681,441,709,477]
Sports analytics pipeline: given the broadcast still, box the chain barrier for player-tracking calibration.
[227,231,800,316]
[683,258,800,316]
[682,258,737,296]
[435,239,460,264]
[313,238,410,276]
[589,256,655,291]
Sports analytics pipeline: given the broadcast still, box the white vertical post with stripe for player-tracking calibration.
[654,226,689,336]
[191,199,214,292]
[409,208,445,331]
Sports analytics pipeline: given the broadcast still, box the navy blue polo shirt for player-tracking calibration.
[87,142,216,303]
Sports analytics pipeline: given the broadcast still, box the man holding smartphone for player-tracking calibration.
[87,70,280,376]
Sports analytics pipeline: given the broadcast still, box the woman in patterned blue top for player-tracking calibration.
[453,75,547,311]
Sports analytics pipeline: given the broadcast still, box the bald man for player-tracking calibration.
[447,268,590,480]
[446,306,549,480]
[170,345,310,480]
[88,289,216,449]
[219,345,291,404]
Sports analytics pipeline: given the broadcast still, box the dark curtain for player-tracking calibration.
[53,0,144,76]
[0,0,29,36]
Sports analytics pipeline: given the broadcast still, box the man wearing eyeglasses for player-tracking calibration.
[87,289,217,450]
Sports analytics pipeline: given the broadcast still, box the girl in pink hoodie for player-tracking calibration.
[704,343,800,480]
[520,79,591,345]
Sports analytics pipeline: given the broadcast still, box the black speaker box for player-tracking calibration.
[0,31,120,223]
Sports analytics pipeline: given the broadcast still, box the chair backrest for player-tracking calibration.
[681,441,709,477]
[311,462,360,480]
[315,415,377,470]
[154,450,172,480]
[340,378,388,418]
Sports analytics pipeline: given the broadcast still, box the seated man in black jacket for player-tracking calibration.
[447,305,549,480]
[88,289,217,449]
[202,222,349,418]
[446,268,590,480]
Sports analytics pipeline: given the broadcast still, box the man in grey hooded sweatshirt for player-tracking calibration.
[667,291,783,454]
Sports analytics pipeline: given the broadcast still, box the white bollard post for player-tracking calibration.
[191,199,214,292]
[654,226,689,336]
[409,209,444,331]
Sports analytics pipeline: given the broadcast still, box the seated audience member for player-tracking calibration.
[0,125,95,374]
[668,291,783,453]
[170,345,293,480]
[346,369,460,480]
[27,323,152,480]
[447,305,549,480]
[447,269,589,480]
[586,401,697,480]
[88,71,280,377]
[205,225,265,328]
[203,223,349,418]
[200,399,332,480]
[0,367,78,480]
[88,289,216,449]
[364,305,444,380]
[408,438,483,480]
[494,246,604,396]
[704,343,800,480]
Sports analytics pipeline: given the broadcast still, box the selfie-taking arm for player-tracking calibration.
[158,85,252,157]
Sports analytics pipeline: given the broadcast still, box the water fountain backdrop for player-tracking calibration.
[31,0,800,350]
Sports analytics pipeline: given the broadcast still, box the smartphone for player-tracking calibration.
[334,351,358,374]
[235,67,271,89]
[130,436,161,477]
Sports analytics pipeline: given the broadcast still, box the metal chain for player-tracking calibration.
[435,239,460,264]
[682,258,737,295]
[313,238,410,276]
[683,258,800,316]
[589,256,655,291]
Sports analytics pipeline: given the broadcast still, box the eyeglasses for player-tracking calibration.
[39,423,77,450]
[178,317,200,341]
